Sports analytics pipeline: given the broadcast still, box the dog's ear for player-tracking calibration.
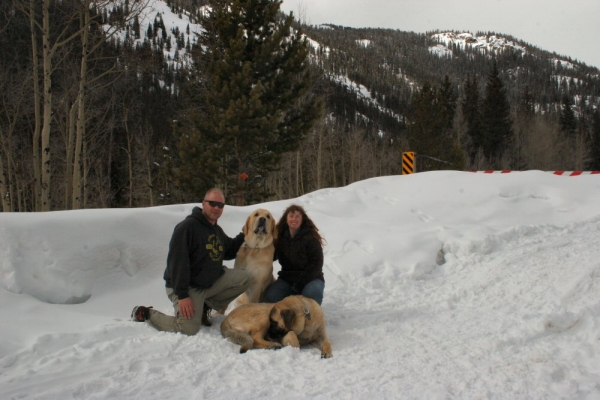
[282,309,296,331]
[243,214,251,236]
[270,213,278,240]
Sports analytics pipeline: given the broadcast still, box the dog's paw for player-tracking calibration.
[269,342,283,350]
[321,352,333,359]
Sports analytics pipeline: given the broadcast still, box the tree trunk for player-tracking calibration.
[127,135,133,208]
[0,151,9,212]
[71,90,83,209]
[65,102,76,209]
[295,151,300,197]
[29,0,42,211]
[83,138,89,209]
[330,145,337,188]
[0,108,19,212]
[72,7,90,210]
[39,0,53,211]
[316,128,322,190]
[575,134,588,171]
[146,156,154,207]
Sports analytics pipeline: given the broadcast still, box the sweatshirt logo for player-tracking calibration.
[206,234,224,261]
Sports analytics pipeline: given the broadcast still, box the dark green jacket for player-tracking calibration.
[164,207,244,299]
[275,226,324,289]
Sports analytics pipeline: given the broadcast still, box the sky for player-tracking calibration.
[280,0,600,69]
[1,170,600,399]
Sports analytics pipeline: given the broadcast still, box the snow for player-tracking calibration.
[429,44,453,58]
[431,32,527,58]
[108,0,204,71]
[2,171,600,399]
[327,74,402,122]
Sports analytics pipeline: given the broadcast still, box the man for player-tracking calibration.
[131,188,250,335]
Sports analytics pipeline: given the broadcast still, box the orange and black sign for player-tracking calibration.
[402,152,415,175]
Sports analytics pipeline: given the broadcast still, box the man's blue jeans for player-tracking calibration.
[264,278,324,305]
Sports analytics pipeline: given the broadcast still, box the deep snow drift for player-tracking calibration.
[1,171,600,399]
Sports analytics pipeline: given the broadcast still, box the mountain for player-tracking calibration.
[302,24,600,138]
[115,2,600,143]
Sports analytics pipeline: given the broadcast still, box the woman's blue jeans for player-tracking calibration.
[264,278,324,305]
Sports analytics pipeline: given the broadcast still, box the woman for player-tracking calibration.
[264,204,326,305]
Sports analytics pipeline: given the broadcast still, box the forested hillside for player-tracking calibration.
[1,0,599,211]
[303,25,600,173]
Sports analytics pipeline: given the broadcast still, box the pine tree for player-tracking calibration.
[439,75,457,131]
[513,85,535,170]
[410,81,442,156]
[559,94,577,137]
[589,110,600,170]
[409,80,463,171]
[481,61,513,165]
[461,74,483,162]
[517,85,534,121]
[146,23,153,39]
[133,16,140,39]
[175,0,322,204]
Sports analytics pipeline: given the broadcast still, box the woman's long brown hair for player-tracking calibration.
[276,204,325,246]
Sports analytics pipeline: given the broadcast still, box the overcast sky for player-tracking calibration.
[280,0,600,69]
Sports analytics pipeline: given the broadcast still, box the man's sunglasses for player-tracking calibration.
[204,200,225,209]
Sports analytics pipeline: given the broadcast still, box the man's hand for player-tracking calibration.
[178,297,194,319]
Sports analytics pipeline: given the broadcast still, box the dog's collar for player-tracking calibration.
[303,300,311,320]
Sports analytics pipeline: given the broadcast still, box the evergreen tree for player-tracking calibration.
[146,23,153,39]
[439,75,457,131]
[481,61,513,165]
[409,80,463,171]
[513,85,535,170]
[589,110,600,170]
[517,85,534,121]
[461,74,483,161]
[133,16,140,39]
[410,81,442,156]
[559,94,577,137]
[175,0,322,204]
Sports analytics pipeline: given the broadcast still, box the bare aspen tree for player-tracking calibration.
[139,123,156,207]
[0,130,9,212]
[329,134,337,188]
[122,107,134,208]
[145,151,154,207]
[39,0,54,211]
[15,0,149,210]
[0,72,29,212]
[71,0,150,209]
[296,151,305,196]
[64,102,77,209]
[17,0,94,210]
[0,123,17,212]
[316,127,323,190]
[28,0,42,210]
[70,3,90,209]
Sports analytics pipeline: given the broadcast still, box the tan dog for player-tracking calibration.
[220,303,282,353]
[269,295,333,358]
[220,295,333,358]
[233,208,277,304]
